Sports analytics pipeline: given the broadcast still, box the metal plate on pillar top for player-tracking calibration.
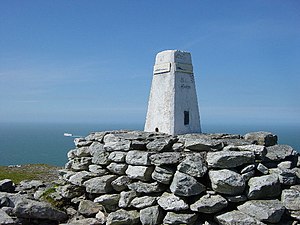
[175,63,193,74]
[153,63,171,74]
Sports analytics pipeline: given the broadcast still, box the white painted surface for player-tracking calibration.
[144,50,201,135]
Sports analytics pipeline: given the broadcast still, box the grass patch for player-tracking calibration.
[0,164,61,184]
[40,186,66,209]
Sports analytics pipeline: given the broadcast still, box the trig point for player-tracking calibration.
[144,50,201,135]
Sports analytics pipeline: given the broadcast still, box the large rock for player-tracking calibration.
[68,171,94,186]
[190,194,228,213]
[74,138,93,147]
[94,194,120,211]
[140,206,164,225]
[146,137,177,151]
[0,179,14,193]
[269,168,297,185]
[89,141,105,155]
[158,192,189,211]
[88,131,107,142]
[238,145,267,160]
[89,164,108,175]
[56,184,84,199]
[68,147,91,159]
[78,200,103,217]
[130,196,157,209]
[281,188,300,211]
[107,163,128,175]
[60,218,103,225]
[104,139,131,152]
[128,181,166,193]
[118,190,137,208]
[84,175,117,194]
[163,212,198,225]
[125,150,152,165]
[207,150,255,168]
[0,209,15,225]
[237,200,285,223]
[215,210,265,225]
[265,144,297,162]
[14,198,67,221]
[183,137,224,151]
[177,153,207,177]
[247,174,281,199]
[108,151,127,162]
[111,176,131,192]
[150,152,182,165]
[209,169,245,195]
[92,151,111,165]
[70,157,92,171]
[151,165,174,184]
[125,165,154,181]
[244,131,277,146]
[106,209,139,225]
[170,171,206,196]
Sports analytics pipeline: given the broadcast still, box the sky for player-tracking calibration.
[1,0,300,127]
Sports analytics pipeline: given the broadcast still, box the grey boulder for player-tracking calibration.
[207,150,254,168]
[190,194,228,213]
[170,171,206,196]
[0,209,15,225]
[209,169,245,195]
[163,212,198,225]
[140,205,164,225]
[125,150,152,165]
[177,153,207,177]
[238,144,267,160]
[150,152,182,165]
[183,137,224,151]
[215,210,265,225]
[128,181,166,193]
[237,200,285,223]
[130,196,157,209]
[69,157,92,171]
[281,188,300,211]
[158,192,189,211]
[0,179,14,193]
[106,209,139,225]
[125,165,154,181]
[108,151,127,162]
[107,162,128,175]
[265,144,297,162]
[78,200,103,217]
[94,194,120,212]
[244,131,277,146]
[151,165,174,184]
[14,198,68,221]
[84,175,117,194]
[247,174,281,199]
[118,190,137,208]
[111,175,131,192]
[146,137,177,151]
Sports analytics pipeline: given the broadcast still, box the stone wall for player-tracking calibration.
[58,130,300,225]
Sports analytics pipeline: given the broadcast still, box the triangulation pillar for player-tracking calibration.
[144,50,201,135]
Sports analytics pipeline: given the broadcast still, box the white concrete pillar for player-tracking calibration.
[144,50,201,135]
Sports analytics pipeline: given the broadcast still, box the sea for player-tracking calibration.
[0,122,299,167]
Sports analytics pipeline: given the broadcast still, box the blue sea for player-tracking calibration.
[0,122,299,166]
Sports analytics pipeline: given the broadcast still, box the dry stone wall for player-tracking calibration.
[58,130,300,225]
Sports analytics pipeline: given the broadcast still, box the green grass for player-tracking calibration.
[0,164,61,184]
[40,186,66,209]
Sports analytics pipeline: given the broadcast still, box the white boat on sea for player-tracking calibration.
[64,133,73,137]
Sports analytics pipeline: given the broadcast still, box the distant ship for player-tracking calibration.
[64,133,73,137]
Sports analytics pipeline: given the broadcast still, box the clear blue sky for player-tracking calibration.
[1,0,299,126]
